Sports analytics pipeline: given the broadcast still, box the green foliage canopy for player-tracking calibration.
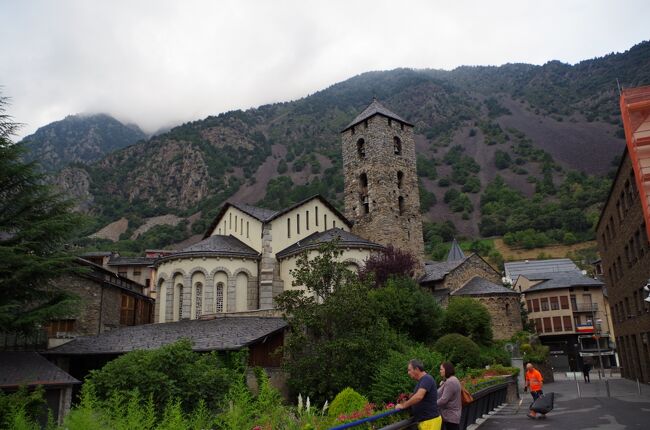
[442,297,493,345]
[86,339,243,414]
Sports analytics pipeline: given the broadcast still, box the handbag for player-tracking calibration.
[461,386,473,406]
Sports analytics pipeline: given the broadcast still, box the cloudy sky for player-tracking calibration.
[1,0,649,140]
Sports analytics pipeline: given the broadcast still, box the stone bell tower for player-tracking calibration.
[340,99,425,269]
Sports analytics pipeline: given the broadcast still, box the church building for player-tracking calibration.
[152,99,423,323]
[152,99,518,333]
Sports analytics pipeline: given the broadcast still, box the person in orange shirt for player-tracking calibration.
[524,362,544,419]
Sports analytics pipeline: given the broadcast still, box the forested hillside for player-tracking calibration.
[54,41,650,254]
[21,113,146,171]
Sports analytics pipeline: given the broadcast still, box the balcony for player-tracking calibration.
[572,303,598,313]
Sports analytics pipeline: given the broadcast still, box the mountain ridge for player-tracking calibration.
[51,40,650,249]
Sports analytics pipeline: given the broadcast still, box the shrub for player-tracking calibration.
[434,334,482,369]
[369,344,443,403]
[360,246,417,288]
[86,339,243,414]
[0,386,47,430]
[328,388,368,418]
[479,342,511,367]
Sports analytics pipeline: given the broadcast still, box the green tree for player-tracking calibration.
[0,95,83,335]
[276,241,397,402]
[442,297,493,345]
[368,277,444,343]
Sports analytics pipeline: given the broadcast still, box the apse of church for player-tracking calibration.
[341,100,425,269]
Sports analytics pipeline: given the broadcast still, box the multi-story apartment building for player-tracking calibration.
[505,259,615,372]
[595,85,650,383]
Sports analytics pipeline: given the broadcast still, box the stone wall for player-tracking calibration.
[341,114,425,270]
[53,275,121,335]
[474,295,523,340]
[443,254,501,293]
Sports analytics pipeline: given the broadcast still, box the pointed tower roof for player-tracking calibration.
[446,238,466,262]
[341,98,413,132]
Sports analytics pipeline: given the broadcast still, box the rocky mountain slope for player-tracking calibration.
[57,41,650,247]
[22,113,146,171]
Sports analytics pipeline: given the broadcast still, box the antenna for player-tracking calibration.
[616,78,622,96]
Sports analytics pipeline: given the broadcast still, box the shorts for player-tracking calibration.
[418,415,442,430]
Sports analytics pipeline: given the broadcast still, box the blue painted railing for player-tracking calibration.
[327,376,515,430]
[327,409,408,430]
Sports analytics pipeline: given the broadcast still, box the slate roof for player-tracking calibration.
[108,256,156,266]
[157,235,259,264]
[504,258,579,279]
[45,317,287,355]
[447,238,466,262]
[453,276,519,296]
[420,258,468,283]
[229,202,279,222]
[342,99,413,132]
[276,228,384,259]
[0,352,80,388]
[524,271,603,293]
[81,251,113,257]
[203,194,351,239]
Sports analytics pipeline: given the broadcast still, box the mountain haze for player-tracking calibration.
[56,41,650,247]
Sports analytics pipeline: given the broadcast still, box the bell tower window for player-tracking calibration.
[394,136,402,155]
[357,138,365,158]
[397,171,404,189]
[360,173,369,214]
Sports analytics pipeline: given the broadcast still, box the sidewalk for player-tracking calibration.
[471,373,650,430]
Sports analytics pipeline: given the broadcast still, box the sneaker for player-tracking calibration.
[527,413,536,419]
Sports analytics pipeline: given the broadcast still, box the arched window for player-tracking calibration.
[397,171,404,189]
[394,136,402,155]
[505,303,510,316]
[195,282,203,318]
[360,172,368,189]
[357,138,365,158]
[176,283,184,320]
[398,196,404,215]
[360,173,369,214]
[215,282,224,313]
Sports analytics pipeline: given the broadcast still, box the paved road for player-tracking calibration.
[473,374,650,430]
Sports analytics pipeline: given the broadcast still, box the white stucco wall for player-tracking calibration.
[269,200,349,258]
[279,247,375,291]
[209,206,264,252]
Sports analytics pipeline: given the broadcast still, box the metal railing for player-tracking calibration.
[327,377,514,430]
[573,303,598,312]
